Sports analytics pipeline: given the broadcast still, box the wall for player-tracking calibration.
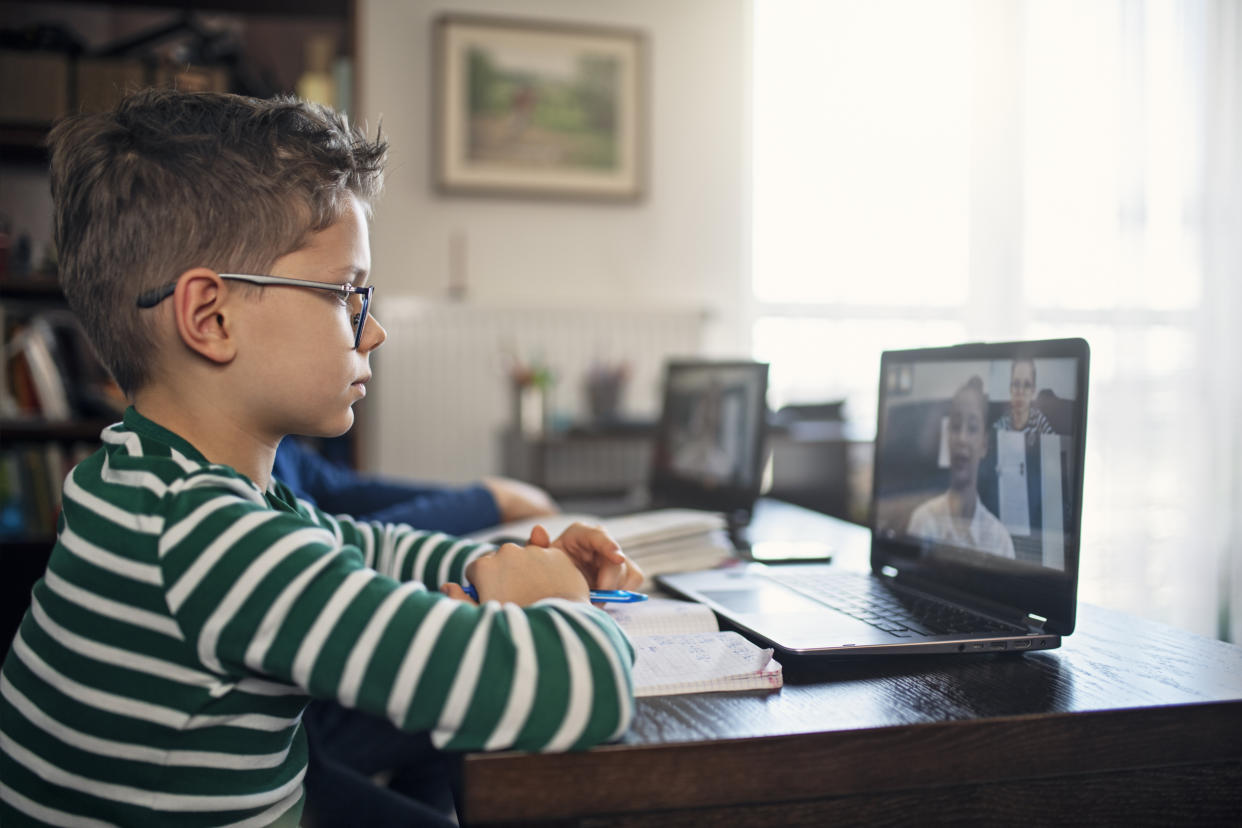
[356,0,749,474]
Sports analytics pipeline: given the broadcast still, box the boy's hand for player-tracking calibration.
[528,523,645,592]
[440,583,478,604]
[463,541,590,605]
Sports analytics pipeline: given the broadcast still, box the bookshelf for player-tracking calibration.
[0,0,358,655]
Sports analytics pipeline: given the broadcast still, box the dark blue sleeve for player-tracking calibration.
[273,438,502,534]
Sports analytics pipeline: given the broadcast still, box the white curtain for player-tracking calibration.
[751,0,1242,640]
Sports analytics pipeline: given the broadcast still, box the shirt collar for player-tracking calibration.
[122,405,213,464]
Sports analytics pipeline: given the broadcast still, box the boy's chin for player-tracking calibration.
[297,410,355,439]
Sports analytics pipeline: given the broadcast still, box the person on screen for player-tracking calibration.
[908,376,1016,558]
[671,382,736,484]
[994,357,1055,437]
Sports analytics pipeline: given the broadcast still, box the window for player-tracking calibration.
[751,0,1241,641]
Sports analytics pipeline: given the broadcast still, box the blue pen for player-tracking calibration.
[460,585,647,603]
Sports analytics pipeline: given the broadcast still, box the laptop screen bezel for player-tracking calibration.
[868,338,1090,634]
[648,359,770,516]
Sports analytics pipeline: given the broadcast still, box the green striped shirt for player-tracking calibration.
[0,408,634,826]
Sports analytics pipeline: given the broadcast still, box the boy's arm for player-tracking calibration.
[161,474,635,752]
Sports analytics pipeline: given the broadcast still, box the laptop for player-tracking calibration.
[645,359,770,516]
[659,338,1090,656]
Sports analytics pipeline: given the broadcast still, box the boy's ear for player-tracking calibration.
[172,268,237,364]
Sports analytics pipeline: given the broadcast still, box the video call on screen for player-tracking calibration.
[873,357,1080,572]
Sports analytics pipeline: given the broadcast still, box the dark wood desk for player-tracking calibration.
[458,513,1242,826]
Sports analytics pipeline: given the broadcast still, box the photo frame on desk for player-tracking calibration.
[433,14,646,201]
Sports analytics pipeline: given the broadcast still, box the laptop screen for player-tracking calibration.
[649,360,769,514]
[870,339,1089,632]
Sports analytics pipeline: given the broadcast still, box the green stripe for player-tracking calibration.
[512,611,574,749]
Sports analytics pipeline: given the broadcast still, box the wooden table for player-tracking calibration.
[457,514,1242,825]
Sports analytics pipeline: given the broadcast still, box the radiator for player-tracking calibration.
[366,298,708,483]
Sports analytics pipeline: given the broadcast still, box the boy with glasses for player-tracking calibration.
[0,88,640,827]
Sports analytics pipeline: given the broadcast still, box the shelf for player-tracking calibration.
[0,279,63,301]
[35,0,349,17]
[1,418,116,442]
[0,125,52,164]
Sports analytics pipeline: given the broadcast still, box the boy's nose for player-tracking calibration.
[360,313,387,351]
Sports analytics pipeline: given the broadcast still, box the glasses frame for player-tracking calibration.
[136,273,374,349]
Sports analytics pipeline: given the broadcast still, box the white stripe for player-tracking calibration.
[375,528,401,575]
[435,539,472,587]
[166,511,283,612]
[219,787,305,828]
[42,569,182,639]
[158,495,235,554]
[0,733,305,813]
[481,605,538,750]
[290,569,376,687]
[10,634,296,732]
[385,599,459,725]
[171,471,266,504]
[337,581,424,707]
[231,677,305,697]
[243,552,337,672]
[386,531,422,578]
[99,453,168,496]
[431,601,499,746]
[357,522,376,567]
[1,675,290,770]
[63,472,162,535]
[59,526,162,585]
[553,602,634,741]
[405,533,449,583]
[29,597,222,688]
[540,610,594,752]
[168,447,201,473]
[100,427,143,457]
[0,779,117,828]
[197,527,337,674]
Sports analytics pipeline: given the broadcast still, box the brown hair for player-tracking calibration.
[48,87,388,394]
[955,375,989,424]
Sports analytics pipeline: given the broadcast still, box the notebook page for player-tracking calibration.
[630,631,779,696]
[606,597,719,637]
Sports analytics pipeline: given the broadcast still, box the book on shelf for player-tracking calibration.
[605,597,783,697]
[466,508,736,590]
[0,442,78,540]
[2,308,124,422]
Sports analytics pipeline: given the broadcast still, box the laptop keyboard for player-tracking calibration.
[764,570,1020,638]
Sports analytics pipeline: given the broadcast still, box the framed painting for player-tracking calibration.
[434,14,646,201]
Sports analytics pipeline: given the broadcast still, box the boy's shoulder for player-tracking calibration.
[90,411,264,504]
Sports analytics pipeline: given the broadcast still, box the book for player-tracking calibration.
[466,508,736,590]
[606,597,783,697]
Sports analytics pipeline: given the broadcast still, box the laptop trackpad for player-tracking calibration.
[697,585,890,648]
[699,586,828,615]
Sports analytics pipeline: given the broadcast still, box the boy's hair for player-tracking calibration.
[48,87,388,395]
[954,375,990,427]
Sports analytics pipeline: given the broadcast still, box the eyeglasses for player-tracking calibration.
[136,273,374,349]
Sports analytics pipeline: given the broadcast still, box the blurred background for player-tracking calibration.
[1,0,1238,643]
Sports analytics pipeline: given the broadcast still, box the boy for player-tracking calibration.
[0,88,639,827]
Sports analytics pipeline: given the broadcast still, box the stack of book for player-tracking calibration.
[468,508,736,589]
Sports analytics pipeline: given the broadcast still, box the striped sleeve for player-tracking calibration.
[160,471,635,752]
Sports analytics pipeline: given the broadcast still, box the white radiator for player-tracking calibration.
[366,298,708,483]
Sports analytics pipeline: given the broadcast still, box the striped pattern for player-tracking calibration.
[0,409,634,827]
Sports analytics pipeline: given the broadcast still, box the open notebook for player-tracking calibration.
[605,598,783,697]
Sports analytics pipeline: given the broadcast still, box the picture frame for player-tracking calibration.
[434,14,646,201]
